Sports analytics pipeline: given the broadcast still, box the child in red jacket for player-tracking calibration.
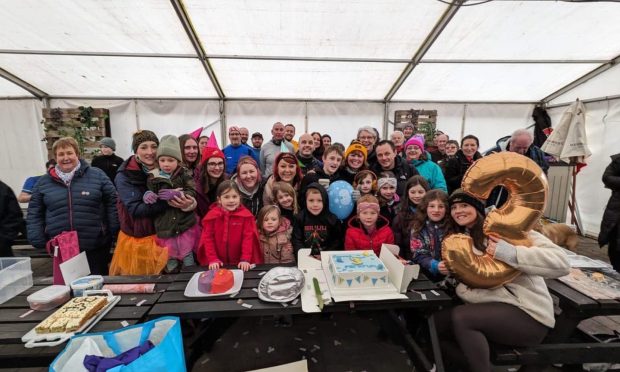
[197,180,262,271]
[345,195,394,255]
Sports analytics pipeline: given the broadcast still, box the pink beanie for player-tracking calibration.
[404,135,425,152]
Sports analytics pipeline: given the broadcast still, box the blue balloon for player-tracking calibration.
[327,181,354,220]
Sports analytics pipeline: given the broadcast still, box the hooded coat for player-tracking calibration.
[147,166,197,238]
[344,215,394,255]
[259,217,294,264]
[411,152,448,192]
[27,160,119,251]
[197,203,263,266]
[292,183,343,256]
[0,181,23,255]
[115,156,166,238]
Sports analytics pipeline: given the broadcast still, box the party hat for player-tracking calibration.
[280,141,289,153]
[206,131,220,150]
[190,126,203,139]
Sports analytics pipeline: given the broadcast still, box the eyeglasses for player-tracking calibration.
[359,136,374,140]
[207,162,224,168]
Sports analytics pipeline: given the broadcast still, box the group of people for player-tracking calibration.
[2,120,602,371]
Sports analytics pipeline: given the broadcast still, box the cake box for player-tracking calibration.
[327,251,389,289]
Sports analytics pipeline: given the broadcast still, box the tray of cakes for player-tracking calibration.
[22,289,120,348]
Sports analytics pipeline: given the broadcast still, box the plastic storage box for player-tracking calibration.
[70,275,104,296]
[0,257,33,305]
[27,285,71,311]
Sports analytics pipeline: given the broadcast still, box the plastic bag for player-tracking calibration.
[109,232,168,276]
[50,316,186,372]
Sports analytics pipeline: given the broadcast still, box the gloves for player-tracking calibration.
[158,189,183,201]
[351,189,361,202]
[143,191,158,204]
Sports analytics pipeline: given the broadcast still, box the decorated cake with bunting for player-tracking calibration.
[328,251,389,289]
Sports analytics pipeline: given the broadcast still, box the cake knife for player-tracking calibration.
[312,277,324,311]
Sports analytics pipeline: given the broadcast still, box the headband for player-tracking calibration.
[377,177,397,189]
[357,202,380,213]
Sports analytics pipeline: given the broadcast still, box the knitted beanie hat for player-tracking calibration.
[132,130,159,153]
[404,135,425,152]
[201,147,226,164]
[156,135,182,162]
[344,141,368,162]
[99,137,116,151]
[449,188,486,216]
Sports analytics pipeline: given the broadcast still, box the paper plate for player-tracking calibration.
[258,267,305,303]
[184,270,244,297]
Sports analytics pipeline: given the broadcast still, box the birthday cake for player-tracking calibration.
[328,251,389,289]
[198,269,234,294]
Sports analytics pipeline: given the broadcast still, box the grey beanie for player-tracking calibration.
[157,135,182,162]
[99,137,116,151]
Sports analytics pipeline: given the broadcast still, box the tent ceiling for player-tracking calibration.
[0,54,218,98]
[1,0,619,102]
[394,63,599,101]
[210,59,407,100]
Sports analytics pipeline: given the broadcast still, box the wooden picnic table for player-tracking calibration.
[148,264,454,372]
[0,275,173,369]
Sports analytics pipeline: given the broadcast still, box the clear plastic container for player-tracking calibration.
[27,285,71,311]
[0,257,33,305]
[70,275,104,296]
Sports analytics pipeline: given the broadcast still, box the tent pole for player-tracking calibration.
[304,102,309,134]
[542,53,620,103]
[219,100,227,146]
[0,67,48,99]
[382,102,389,140]
[384,1,462,101]
[170,0,225,99]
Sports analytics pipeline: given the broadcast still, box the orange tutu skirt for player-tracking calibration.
[109,232,168,276]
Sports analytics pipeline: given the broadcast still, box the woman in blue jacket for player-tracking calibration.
[27,137,119,275]
[404,136,447,193]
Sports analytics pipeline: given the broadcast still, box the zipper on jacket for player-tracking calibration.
[67,183,74,230]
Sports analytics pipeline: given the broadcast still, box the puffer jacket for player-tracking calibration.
[599,153,620,247]
[259,218,294,264]
[411,153,447,192]
[147,167,197,238]
[115,156,166,238]
[197,204,263,266]
[345,215,394,255]
[27,160,119,251]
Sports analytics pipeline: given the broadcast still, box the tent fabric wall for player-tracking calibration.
[306,102,384,146]
[0,99,45,196]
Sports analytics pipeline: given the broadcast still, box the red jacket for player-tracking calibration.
[344,215,394,255]
[197,204,263,266]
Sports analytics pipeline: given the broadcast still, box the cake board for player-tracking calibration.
[22,290,121,348]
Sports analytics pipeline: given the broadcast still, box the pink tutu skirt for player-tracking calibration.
[156,223,202,260]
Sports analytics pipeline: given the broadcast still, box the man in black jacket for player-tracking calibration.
[370,140,419,196]
[0,180,23,257]
[91,137,124,183]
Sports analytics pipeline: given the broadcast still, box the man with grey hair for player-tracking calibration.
[487,128,549,173]
[390,130,405,154]
[486,128,549,208]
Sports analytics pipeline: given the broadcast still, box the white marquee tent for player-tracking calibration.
[1,0,620,236]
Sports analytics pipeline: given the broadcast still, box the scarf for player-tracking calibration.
[55,162,81,185]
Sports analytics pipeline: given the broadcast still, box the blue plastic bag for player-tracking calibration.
[49,316,185,372]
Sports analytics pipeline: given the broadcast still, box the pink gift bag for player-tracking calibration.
[46,231,80,285]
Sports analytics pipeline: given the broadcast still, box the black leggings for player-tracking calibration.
[435,302,549,372]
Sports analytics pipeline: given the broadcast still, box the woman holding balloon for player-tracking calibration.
[436,154,570,372]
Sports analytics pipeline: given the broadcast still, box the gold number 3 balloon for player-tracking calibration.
[442,152,548,288]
